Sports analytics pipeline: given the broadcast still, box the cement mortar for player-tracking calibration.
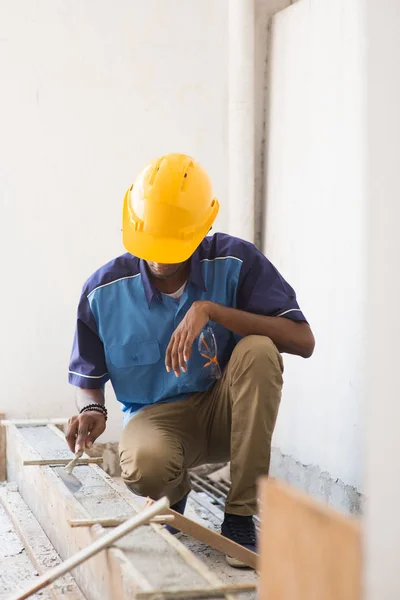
[0,503,52,600]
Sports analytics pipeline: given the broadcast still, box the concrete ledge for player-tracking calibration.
[270,447,364,515]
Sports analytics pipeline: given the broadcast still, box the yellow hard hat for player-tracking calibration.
[122,153,219,263]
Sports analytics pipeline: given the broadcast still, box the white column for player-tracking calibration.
[228,0,255,241]
[365,0,400,598]
[254,0,292,248]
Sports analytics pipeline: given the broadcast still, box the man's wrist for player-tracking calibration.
[79,403,108,421]
[203,300,221,322]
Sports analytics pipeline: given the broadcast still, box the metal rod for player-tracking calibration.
[192,473,227,497]
[191,482,225,507]
[190,492,224,520]
[191,473,226,502]
[211,480,230,494]
[192,474,260,527]
[191,481,225,508]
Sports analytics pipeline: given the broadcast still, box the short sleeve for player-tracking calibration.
[236,247,307,323]
[68,291,110,389]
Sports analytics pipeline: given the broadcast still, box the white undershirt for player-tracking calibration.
[163,281,187,300]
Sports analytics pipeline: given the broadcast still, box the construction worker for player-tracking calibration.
[66,153,314,567]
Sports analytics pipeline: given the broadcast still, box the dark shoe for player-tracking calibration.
[166,493,189,534]
[221,513,257,568]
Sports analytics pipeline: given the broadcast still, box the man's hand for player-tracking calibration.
[165,301,212,376]
[65,411,106,453]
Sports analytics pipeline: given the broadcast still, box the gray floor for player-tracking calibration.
[0,498,52,600]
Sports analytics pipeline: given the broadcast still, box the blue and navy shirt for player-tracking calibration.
[69,233,306,424]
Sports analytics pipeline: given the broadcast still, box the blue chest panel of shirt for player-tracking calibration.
[87,258,242,413]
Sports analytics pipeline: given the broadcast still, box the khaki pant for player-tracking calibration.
[119,335,283,516]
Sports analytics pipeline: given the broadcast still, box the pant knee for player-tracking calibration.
[232,335,283,376]
[120,441,183,499]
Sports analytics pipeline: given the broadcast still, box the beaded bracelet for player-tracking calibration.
[79,403,108,421]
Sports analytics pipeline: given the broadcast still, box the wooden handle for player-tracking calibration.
[65,449,84,474]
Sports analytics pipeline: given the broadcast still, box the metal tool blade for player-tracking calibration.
[58,469,82,493]
[57,450,84,493]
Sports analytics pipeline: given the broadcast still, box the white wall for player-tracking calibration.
[365,0,400,596]
[0,1,228,441]
[264,0,366,491]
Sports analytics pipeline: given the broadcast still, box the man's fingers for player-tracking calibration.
[75,426,89,453]
[167,327,193,376]
[75,413,91,452]
[66,413,106,453]
[178,332,188,373]
[76,413,107,452]
[165,336,174,373]
[65,417,79,453]
[171,334,181,377]
[166,332,183,377]
[183,335,194,364]
[85,416,106,448]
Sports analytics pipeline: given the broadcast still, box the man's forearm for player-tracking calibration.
[206,302,315,358]
[76,387,105,412]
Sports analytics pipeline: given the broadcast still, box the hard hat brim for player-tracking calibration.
[123,226,211,264]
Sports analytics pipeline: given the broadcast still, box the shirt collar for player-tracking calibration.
[139,260,162,306]
[140,250,207,307]
[189,248,207,292]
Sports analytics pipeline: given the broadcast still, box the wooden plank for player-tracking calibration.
[0,487,86,600]
[166,509,257,569]
[68,516,174,527]
[136,583,257,599]
[258,478,362,600]
[1,418,69,426]
[23,458,103,466]
[0,412,6,481]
